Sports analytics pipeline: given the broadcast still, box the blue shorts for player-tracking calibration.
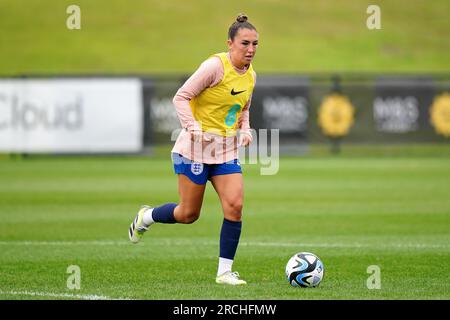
[172,153,242,185]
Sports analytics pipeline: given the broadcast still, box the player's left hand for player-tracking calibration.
[238,131,253,147]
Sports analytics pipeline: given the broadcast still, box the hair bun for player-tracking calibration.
[236,14,248,23]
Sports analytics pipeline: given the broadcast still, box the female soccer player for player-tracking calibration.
[129,14,258,286]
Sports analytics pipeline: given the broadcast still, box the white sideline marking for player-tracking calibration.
[0,240,130,246]
[0,289,130,300]
[241,242,449,249]
[0,240,447,249]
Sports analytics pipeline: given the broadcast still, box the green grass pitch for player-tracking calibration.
[0,146,449,299]
[1,0,449,75]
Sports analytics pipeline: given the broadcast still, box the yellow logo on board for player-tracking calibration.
[318,94,355,137]
[430,93,450,138]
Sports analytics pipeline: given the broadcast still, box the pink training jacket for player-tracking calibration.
[171,53,256,164]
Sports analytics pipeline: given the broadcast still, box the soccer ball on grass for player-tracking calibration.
[285,252,324,287]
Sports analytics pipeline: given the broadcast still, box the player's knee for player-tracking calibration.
[179,208,200,224]
[184,213,200,224]
[226,200,243,220]
[232,199,243,213]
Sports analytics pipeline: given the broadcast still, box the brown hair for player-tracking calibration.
[228,14,257,41]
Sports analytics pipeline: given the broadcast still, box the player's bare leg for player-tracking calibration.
[211,173,247,285]
[129,174,205,243]
[174,174,206,224]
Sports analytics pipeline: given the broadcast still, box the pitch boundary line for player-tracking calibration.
[0,240,447,249]
[0,289,131,300]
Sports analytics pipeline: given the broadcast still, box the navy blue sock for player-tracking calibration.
[152,203,177,224]
[219,218,242,260]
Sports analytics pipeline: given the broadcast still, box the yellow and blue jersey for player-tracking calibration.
[189,52,255,137]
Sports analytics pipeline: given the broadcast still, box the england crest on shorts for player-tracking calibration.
[191,162,204,175]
